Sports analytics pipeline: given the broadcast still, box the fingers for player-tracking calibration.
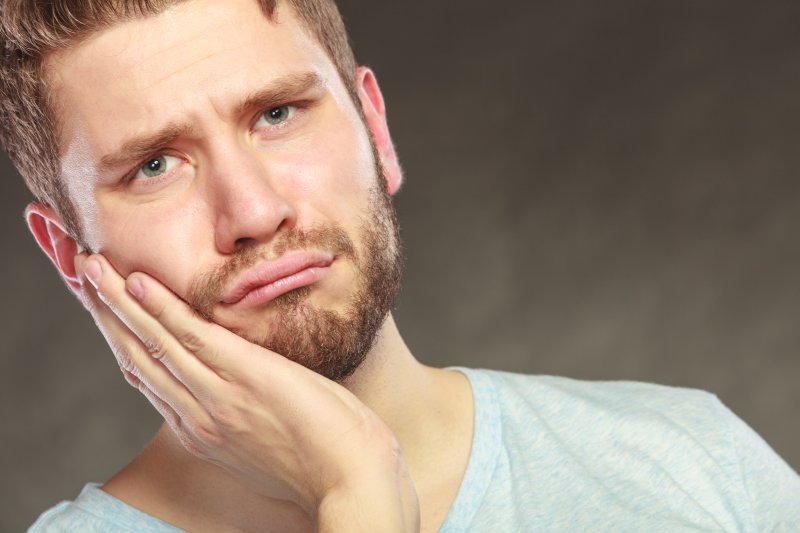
[80,254,221,399]
[81,259,222,457]
[125,271,244,381]
[77,256,218,433]
[122,368,208,458]
[79,264,202,417]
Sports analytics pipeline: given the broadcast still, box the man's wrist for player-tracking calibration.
[316,461,420,533]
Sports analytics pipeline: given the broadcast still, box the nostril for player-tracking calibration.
[275,216,294,234]
[234,237,254,250]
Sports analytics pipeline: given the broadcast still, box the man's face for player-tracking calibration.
[46,0,403,381]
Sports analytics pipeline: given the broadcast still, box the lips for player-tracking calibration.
[221,250,335,306]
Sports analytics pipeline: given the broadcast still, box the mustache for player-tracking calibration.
[187,224,357,319]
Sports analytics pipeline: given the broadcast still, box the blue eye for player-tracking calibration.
[256,105,296,127]
[135,154,181,180]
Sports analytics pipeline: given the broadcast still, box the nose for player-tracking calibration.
[207,147,297,254]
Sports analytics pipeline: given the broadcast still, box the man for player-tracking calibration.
[1,0,797,531]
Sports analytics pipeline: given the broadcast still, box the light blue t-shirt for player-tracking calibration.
[30,368,800,532]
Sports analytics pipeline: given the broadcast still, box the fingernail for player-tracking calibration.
[127,277,144,301]
[84,259,102,289]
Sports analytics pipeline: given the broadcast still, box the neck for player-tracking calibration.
[104,314,473,532]
[342,314,444,453]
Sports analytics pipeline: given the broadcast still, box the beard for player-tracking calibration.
[185,161,403,383]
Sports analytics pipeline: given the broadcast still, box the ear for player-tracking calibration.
[25,202,83,299]
[356,67,403,195]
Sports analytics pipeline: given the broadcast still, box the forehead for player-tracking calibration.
[45,0,335,164]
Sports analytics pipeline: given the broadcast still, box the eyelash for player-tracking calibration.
[124,102,309,187]
[124,153,185,187]
[251,101,307,135]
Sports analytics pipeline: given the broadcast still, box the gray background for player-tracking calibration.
[2,0,799,530]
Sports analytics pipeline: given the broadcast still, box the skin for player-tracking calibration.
[25,0,474,531]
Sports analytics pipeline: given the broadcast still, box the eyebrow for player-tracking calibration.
[235,71,324,116]
[99,71,325,172]
[100,122,195,172]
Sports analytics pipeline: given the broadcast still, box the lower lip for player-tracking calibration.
[234,265,331,308]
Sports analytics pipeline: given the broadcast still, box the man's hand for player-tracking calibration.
[75,253,419,532]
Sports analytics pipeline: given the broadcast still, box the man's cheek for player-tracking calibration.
[96,236,190,305]
[97,204,209,293]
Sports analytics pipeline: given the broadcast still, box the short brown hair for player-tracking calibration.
[0,0,358,242]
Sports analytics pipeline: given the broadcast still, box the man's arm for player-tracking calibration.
[75,253,420,532]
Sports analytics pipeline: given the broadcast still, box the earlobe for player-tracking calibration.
[25,202,83,297]
[356,66,403,195]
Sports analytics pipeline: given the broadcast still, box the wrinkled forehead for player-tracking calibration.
[42,0,335,166]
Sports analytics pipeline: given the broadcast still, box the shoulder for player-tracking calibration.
[455,367,800,530]
[457,367,725,439]
[29,484,110,533]
[459,367,765,468]
[467,366,713,407]
[28,483,182,533]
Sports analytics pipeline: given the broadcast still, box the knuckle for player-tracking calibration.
[112,343,137,374]
[160,407,182,434]
[136,380,149,396]
[143,336,168,360]
[121,370,139,387]
[209,404,237,429]
[177,330,205,353]
[203,349,219,369]
[188,418,223,448]
[174,427,207,459]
